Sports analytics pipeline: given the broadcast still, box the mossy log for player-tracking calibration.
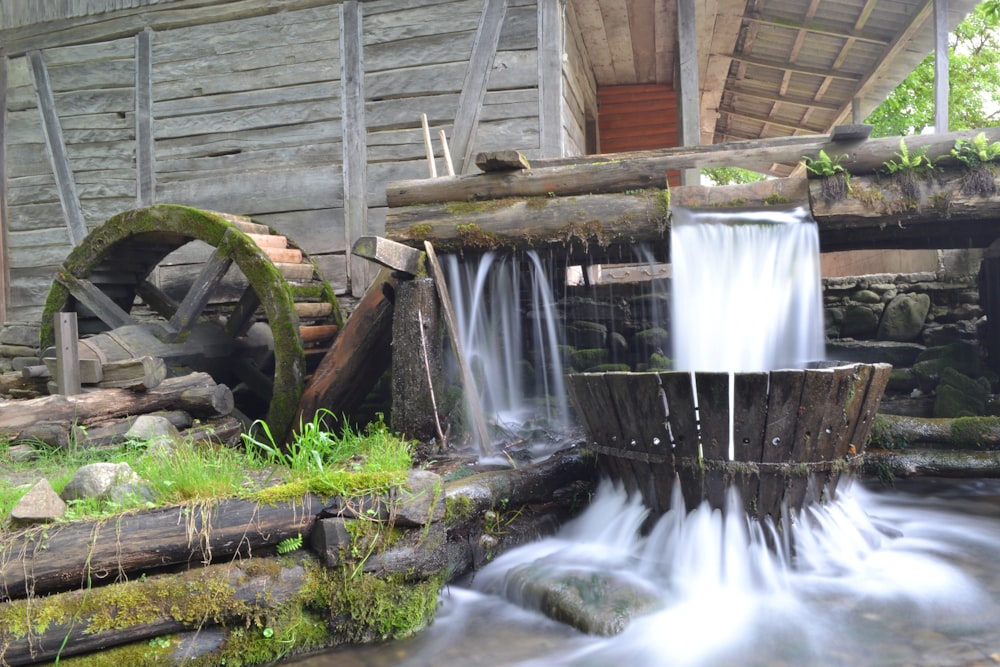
[385,190,671,264]
[864,447,1000,478]
[0,495,322,601]
[0,373,232,436]
[870,414,1000,450]
[385,165,1000,258]
[0,552,322,666]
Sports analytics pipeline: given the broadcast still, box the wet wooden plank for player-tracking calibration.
[659,370,699,510]
[786,368,836,512]
[604,371,671,514]
[757,369,805,523]
[694,371,730,510]
[565,373,638,498]
[846,362,893,454]
[732,371,769,514]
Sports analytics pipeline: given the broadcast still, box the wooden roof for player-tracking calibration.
[573,0,981,176]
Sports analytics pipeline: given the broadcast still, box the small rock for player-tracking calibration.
[128,414,184,456]
[61,462,141,502]
[394,469,446,527]
[7,443,40,463]
[11,478,67,524]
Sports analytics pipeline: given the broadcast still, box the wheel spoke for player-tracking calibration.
[166,229,236,337]
[137,279,179,319]
[225,286,261,339]
[56,270,136,330]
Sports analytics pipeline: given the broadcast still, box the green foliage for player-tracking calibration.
[276,533,303,554]
[883,137,936,174]
[867,0,1000,136]
[952,131,1000,167]
[701,167,767,186]
[801,150,849,177]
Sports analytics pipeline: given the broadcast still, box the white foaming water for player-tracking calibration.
[468,480,1000,667]
[670,206,825,372]
[443,251,570,438]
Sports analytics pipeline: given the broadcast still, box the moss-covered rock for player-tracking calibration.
[568,321,608,349]
[913,342,989,389]
[570,348,609,371]
[933,367,991,418]
[839,305,880,338]
[877,293,930,342]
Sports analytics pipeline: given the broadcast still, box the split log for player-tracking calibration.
[386,127,1000,207]
[294,268,397,434]
[390,278,445,443]
[0,494,323,600]
[0,372,233,434]
[864,447,1000,478]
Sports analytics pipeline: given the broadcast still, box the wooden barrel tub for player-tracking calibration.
[566,362,892,524]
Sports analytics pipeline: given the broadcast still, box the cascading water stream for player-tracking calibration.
[443,251,570,444]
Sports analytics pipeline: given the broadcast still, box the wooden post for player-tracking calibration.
[391,278,445,442]
[424,241,492,455]
[676,0,701,185]
[53,312,81,395]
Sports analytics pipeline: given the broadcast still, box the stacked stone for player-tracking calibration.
[0,322,40,373]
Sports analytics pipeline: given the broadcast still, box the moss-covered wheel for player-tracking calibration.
[40,205,343,442]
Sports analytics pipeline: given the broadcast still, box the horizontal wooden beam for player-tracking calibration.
[718,104,829,134]
[725,85,842,112]
[727,53,863,81]
[743,12,890,46]
[386,127,1000,208]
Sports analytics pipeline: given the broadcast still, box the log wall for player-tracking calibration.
[0,0,569,321]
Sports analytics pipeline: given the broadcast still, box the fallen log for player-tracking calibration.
[0,552,318,666]
[870,414,1000,450]
[385,127,1000,207]
[864,447,1000,478]
[0,372,233,434]
[0,494,322,600]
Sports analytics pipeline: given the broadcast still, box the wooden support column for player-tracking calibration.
[391,278,445,443]
[0,55,8,322]
[934,0,949,133]
[538,0,564,158]
[135,28,155,207]
[28,50,87,247]
[54,312,81,395]
[452,0,509,174]
[676,0,701,185]
[340,0,371,297]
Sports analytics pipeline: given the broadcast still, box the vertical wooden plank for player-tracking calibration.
[785,368,836,512]
[845,363,892,455]
[676,0,700,185]
[54,312,81,396]
[758,369,805,524]
[452,0,509,174]
[0,55,8,322]
[694,371,730,510]
[28,50,87,247]
[660,370,700,510]
[604,371,672,513]
[340,1,369,297]
[565,373,637,498]
[821,363,871,500]
[135,28,155,207]
[537,0,564,157]
[732,372,769,515]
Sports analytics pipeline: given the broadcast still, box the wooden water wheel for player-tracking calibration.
[40,204,343,442]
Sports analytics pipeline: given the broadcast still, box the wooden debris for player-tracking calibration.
[351,235,426,275]
[475,150,531,172]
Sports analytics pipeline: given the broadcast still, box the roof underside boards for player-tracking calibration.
[575,0,981,176]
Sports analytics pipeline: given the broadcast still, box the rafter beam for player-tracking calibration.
[718,104,828,134]
[743,12,890,46]
[727,85,841,111]
[726,53,863,80]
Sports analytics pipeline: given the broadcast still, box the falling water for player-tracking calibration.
[442,251,570,439]
[670,205,825,372]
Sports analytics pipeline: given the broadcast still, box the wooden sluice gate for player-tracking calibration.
[566,362,892,523]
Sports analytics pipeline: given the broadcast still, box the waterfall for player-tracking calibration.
[670,205,825,372]
[443,251,570,437]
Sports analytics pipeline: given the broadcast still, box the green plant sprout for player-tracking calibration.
[801,149,849,177]
[951,132,1000,168]
[882,137,935,174]
[277,533,303,554]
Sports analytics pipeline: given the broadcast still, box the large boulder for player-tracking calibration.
[934,367,991,418]
[60,462,141,502]
[877,293,931,342]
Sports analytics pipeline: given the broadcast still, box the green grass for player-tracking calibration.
[1,411,416,527]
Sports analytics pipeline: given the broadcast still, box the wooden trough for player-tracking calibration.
[566,362,892,524]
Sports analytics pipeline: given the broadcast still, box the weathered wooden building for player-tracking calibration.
[0,0,981,324]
